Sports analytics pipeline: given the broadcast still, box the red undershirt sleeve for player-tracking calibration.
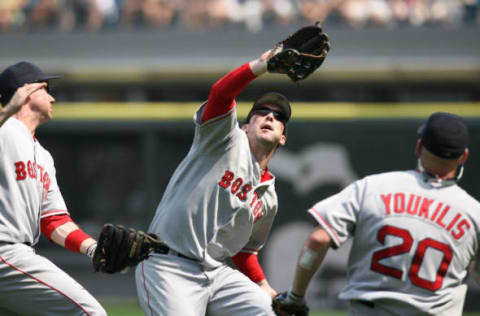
[202,63,257,123]
[40,214,94,253]
[231,251,266,283]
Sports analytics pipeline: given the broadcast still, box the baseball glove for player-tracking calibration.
[267,23,330,82]
[272,291,309,316]
[92,223,161,274]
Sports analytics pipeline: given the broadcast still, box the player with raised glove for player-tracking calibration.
[267,22,330,82]
[272,291,310,316]
[92,223,161,274]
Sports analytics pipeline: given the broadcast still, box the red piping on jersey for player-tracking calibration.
[309,208,342,247]
[0,254,91,315]
[40,209,69,218]
[141,261,154,316]
[202,63,257,123]
[231,251,266,283]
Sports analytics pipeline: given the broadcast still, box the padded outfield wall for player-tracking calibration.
[35,102,480,310]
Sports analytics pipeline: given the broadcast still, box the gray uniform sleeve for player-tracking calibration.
[192,103,241,155]
[308,178,366,248]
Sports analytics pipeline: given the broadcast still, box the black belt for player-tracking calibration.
[0,241,31,246]
[153,243,197,261]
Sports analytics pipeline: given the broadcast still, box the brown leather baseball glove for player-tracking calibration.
[92,223,161,274]
[267,23,330,82]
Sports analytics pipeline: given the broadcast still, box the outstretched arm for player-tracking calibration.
[41,214,97,258]
[291,227,332,296]
[201,50,272,123]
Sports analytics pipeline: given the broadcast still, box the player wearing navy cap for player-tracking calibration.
[0,62,105,315]
[273,112,480,316]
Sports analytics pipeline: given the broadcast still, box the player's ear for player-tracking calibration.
[241,123,249,133]
[415,139,423,157]
[459,148,469,165]
[278,134,287,147]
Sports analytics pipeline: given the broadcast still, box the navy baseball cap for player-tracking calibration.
[246,92,292,123]
[418,112,469,159]
[0,61,61,105]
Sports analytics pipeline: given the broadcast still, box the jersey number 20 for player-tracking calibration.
[370,225,453,291]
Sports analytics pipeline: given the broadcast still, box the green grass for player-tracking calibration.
[100,298,480,316]
[100,298,348,316]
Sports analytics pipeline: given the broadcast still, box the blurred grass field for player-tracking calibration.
[101,298,349,316]
[101,298,480,316]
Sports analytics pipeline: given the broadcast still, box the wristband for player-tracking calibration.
[86,243,97,259]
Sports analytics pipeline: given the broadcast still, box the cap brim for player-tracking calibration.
[35,74,62,82]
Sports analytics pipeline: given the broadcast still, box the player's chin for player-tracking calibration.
[40,112,53,123]
[257,133,279,146]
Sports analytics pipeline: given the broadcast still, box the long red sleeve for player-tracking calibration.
[231,251,266,283]
[40,214,94,253]
[202,63,257,122]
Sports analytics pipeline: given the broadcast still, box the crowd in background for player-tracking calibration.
[0,0,479,32]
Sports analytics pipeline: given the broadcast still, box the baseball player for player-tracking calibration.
[0,62,106,315]
[134,45,294,315]
[272,112,480,316]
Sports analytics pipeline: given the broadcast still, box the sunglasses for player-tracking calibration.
[252,108,287,122]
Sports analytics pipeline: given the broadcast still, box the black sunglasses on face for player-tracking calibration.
[252,108,286,122]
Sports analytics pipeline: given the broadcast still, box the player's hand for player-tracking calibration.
[5,83,47,115]
[257,279,277,298]
[272,291,309,316]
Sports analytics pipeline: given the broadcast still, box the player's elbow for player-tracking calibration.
[306,227,332,251]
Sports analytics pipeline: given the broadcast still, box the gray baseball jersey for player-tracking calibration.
[0,117,105,315]
[0,117,68,245]
[309,170,480,315]
[148,103,278,269]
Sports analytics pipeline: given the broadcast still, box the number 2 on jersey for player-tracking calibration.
[370,225,453,291]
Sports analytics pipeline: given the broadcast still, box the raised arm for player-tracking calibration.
[201,51,271,123]
[0,83,46,127]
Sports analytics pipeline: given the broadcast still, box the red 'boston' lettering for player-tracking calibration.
[237,184,252,201]
[14,161,26,180]
[231,178,243,194]
[37,165,44,183]
[43,172,51,193]
[27,160,37,179]
[253,201,263,222]
[218,171,259,218]
[219,170,234,188]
